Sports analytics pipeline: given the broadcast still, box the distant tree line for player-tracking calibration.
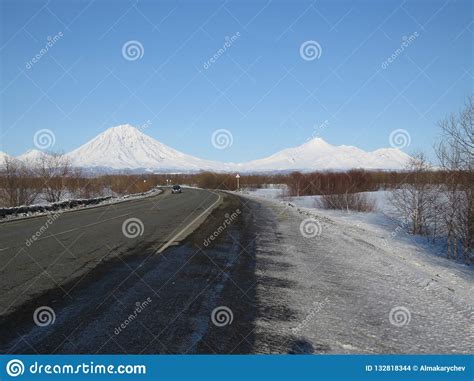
[0,158,470,206]
[1,97,471,262]
[0,154,160,207]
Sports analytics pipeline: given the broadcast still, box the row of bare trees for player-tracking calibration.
[1,158,38,206]
[0,153,74,206]
[389,97,473,263]
[0,153,161,207]
[437,96,473,262]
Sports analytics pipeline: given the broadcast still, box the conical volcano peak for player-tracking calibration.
[101,124,144,136]
[61,124,411,172]
[303,137,333,149]
[66,124,224,171]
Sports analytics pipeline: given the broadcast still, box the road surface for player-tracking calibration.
[0,188,220,319]
[0,189,472,354]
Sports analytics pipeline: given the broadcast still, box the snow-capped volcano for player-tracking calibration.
[17,149,50,163]
[67,124,226,171]
[238,137,411,171]
[10,124,410,172]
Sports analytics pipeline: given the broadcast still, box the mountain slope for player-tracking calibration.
[67,124,228,171]
[9,125,411,172]
[237,138,411,171]
[17,149,50,163]
[0,151,11,165]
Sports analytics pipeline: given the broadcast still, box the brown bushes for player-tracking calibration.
[320,192,376,212]
[0,158,40,207]
[284,169,458,197]
[286,170,376,196]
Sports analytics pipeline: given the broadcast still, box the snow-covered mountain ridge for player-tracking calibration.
[9,124,411,172]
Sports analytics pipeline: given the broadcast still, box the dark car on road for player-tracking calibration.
[171,185,182,194]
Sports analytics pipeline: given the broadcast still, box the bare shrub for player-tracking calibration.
[68,168,107,199]
[287,170,384,197]
[387,97,472,263]
[36,153,72,202]
[389,153,440,236]
[193,172,238,190]
[0,157,39,207]
[320,192,376,212]
[435,96,473,262]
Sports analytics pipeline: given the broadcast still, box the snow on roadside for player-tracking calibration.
[239,187,473,278]
[236,190,473,353]
[0,188,163,222]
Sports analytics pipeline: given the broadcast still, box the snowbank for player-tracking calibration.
[239,188,472,266]
[0,188,162,221]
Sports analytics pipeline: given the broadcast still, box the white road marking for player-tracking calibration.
[156,191,222,254]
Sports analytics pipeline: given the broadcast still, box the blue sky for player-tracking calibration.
[0,0,472,162]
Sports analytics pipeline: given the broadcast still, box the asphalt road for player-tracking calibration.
[0,187,221,320]
[0,189,472,354]
[1,188,253,354]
